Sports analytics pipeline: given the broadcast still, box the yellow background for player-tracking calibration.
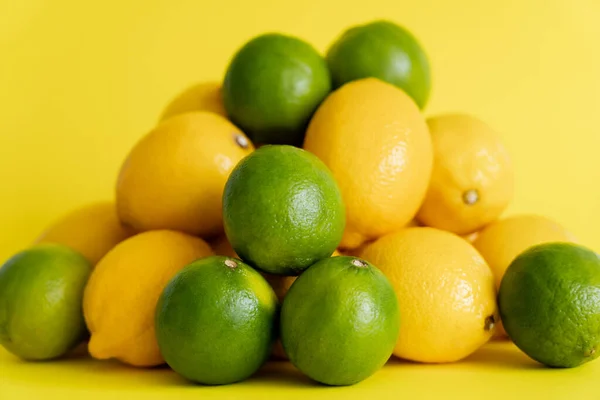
[2,0,600,397]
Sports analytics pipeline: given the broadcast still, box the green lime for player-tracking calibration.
[499,242,600,368]
[223,145,345,275]
[281,256,399,385]
[223,33,331,146]
[155,256,278,385]
[326,20,431,109]
[0,244,91,360]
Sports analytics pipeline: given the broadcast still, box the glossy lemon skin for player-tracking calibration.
[304,78,433,250]
[361,227,498,363]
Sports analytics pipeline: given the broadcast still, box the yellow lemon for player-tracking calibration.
[303,78,433,250]
[416,114,514,235]
[360,227,498,363]
[116,112,254,238]
[35,202,132,265]
[159,81,226,121]
[83,230,213,367]
[473,215,577,290]
[474,214,578,336]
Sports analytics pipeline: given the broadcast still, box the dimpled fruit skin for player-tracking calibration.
[499,242,600,368]
[159,81,226,121]
[116,111,254,238]
[35,201,132,265]
[303,78,432,250]
[0,244,91,360]
[155,256,278,385]
[416,114,514,235]
[281,256,399,386]
[223,33,331,147]
[360,227,498,363]
[223,145,345,275]
[83,230,213,367]
[327,20,431,109]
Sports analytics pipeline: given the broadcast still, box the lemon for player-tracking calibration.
[159,81,226,121]
[156,256,278,384]
[360,227,498,363]
[35,201,132,265]
[416,114,514,235]
[281,256,399,385]
[499,242,600,367]
[303,78,433,250]
[0,244,91,360]
[83,230,213,367]
[116,111,254,238]
[473,214,577,337]
[473,215,577,289]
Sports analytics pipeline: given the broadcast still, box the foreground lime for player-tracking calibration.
[223,145,345,275]
[155,256,278,385]
[326,20,431,109]
[499,242,600,368]
[223,33,331,146]
[281,256,399,385]
[0,244,91,360]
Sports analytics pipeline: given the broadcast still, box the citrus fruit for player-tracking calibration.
[473,215,576,337]
[416,114,514,235]
[83,230,213,367]
[499,242,600,368]
[223,33,331,146]
[474,215,577,289]
[116,111,254,238]
[360,227,497,362]
[223,145,345,275]
[159,81,226,121]
[0,244,91,360]
[281,256,399,385]
[155,256,278,385]
[303,78,432,250]
[35,201,132,265]
[326,20,431,109]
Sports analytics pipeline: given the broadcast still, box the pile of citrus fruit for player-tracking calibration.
[1,19,600,387]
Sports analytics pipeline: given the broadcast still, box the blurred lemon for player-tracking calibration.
[361,227,498,363]
[474,215,576,338]
[83,230,213,367]
[159,81,226,122]
[116,112,254,238]
[417,114,513,235]
[35,202,132,265]
[304,78,433,250]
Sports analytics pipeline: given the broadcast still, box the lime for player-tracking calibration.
[499,242,600,368]
[223,145,345,275]
[281,256,399,385]
[155,256,278,385]
[223,33,331,146]
[326,20,431,109]
[0,244,91,360]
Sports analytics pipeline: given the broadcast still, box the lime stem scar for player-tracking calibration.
[351,259,368,267]
[225,259,238,269]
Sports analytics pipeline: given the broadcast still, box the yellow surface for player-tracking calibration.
[3,342,600,399]
[2,0,600,397]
